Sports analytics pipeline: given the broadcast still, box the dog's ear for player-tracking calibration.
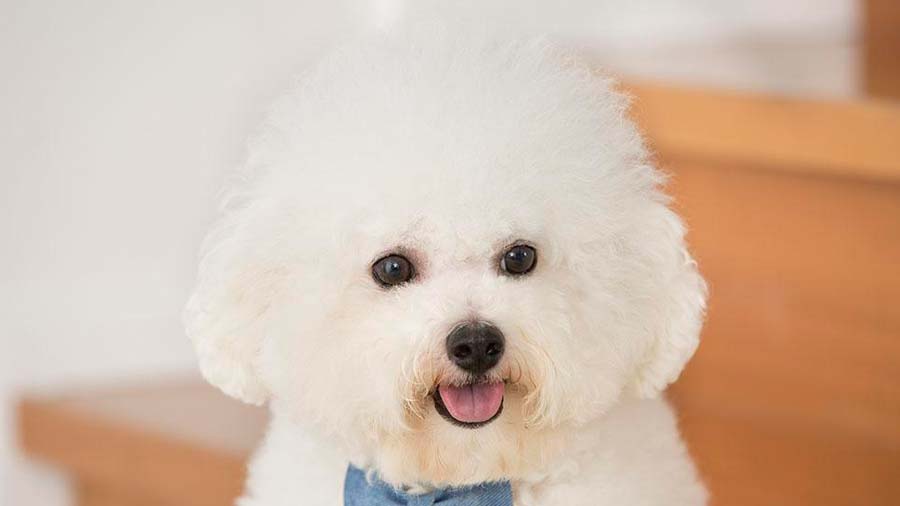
[184,205,278,405]
[630,203,708,399]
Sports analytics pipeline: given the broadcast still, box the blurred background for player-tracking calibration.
[1,1,897,505]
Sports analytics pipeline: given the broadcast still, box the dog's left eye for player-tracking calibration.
[372,254,415,288]
[500,244,537,276]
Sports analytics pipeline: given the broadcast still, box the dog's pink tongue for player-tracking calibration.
[438,382,504,423]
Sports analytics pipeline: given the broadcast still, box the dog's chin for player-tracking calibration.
[431,380,505,429]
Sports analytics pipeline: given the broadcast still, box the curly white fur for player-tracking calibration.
[185,24,707,506]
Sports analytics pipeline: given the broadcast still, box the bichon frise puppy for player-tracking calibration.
[186,27,707,506]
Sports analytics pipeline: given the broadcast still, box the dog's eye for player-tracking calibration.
[372,254,415,287]
[500,244,537,276]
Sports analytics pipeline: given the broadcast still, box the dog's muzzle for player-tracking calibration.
[433,322,506,428]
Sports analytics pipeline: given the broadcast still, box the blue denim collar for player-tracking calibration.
[344,465,513,506]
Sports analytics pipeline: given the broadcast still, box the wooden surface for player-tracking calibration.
[631,82,900,506]
[624,82,900,182]
[18,83,900,506]
[19,381,264,506]
[666,162,900,506]
[864,0,900,100]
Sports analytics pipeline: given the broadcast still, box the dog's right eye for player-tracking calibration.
[372,254,415,288]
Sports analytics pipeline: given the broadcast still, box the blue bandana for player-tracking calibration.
[344,465,513,506]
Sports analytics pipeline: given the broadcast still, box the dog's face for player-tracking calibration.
[186,34,706,487]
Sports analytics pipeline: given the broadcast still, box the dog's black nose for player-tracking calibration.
[446,322,505,375]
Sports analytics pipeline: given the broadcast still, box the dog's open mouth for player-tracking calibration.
[432,381,504,428]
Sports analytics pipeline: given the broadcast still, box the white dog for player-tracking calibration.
[186,26,707,506]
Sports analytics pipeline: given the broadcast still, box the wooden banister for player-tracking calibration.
[625,82,900,182]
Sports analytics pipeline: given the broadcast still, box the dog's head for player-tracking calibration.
[185,33,705,486]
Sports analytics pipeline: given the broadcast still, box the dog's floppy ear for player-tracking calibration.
[631,203,708,398]
[184,203,277,405]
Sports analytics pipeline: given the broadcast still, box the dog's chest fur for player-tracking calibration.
[239,398,706,506]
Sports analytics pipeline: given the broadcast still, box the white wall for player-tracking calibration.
[0,1,857,504]
[0,1,373,502]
